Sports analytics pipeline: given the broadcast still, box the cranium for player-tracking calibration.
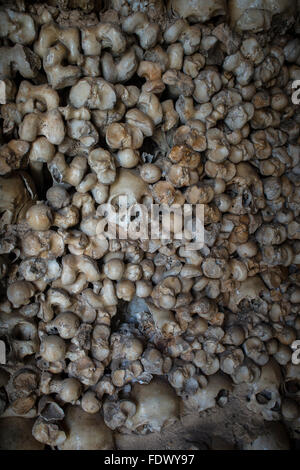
[183,372,232,412]
[124,378,180,434]
[246,358,282,420]
[0,312,39,362]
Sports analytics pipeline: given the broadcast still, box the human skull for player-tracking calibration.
[246,358,282,420]
[123,378,180,434]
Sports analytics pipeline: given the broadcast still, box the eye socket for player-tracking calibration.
[255,390,272,405]
[226,188,238,198]
[285,380,300,395]
[47,326,58,335]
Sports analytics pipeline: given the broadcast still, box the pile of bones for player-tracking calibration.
[0,0,299,450]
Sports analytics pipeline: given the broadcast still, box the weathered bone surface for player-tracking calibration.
[0,0,299,451]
